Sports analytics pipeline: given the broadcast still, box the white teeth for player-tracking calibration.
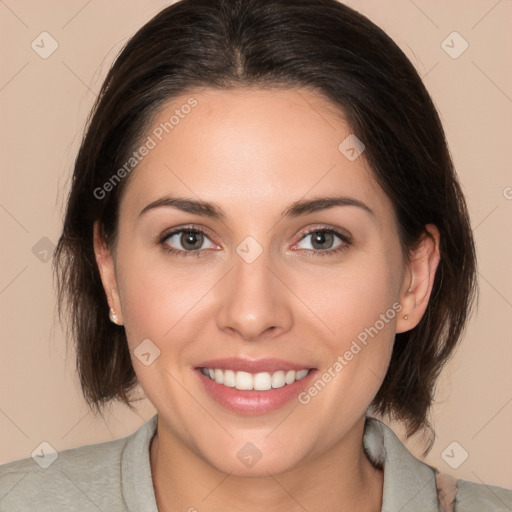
[223,369,236,387]
[235,371,253,390]
[296,369,309,380]
[201,367,310,390]
[271,371,286,389]
[285,370,296,385]
[214,368,224,384]
[253,372,272,391]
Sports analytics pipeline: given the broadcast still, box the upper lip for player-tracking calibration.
[195,358,314,373]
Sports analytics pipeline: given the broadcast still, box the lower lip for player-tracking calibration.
[196,369,316,415]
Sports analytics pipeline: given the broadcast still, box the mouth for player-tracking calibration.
[199,367,311,390]
[195,358,317,415]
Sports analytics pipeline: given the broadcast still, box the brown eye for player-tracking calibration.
[296,229,346,252]
[180,231,204,250]
[162,229,215,253]
[309,231,335,250]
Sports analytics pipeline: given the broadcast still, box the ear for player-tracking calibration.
[93,220,124,325]
[396,224,441,333]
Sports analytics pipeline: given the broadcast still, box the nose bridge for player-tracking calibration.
[215,242,293,341]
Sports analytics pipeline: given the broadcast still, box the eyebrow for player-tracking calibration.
[138,194,374,220]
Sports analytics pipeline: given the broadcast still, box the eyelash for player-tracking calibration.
[159,224,352,259]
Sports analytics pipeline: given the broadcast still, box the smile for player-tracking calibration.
[199,367,311,391]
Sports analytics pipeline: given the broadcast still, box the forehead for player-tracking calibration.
[120,87,390,220]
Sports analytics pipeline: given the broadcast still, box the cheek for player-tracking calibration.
[114,254,209,412]
[293,252,400,409]
[115,251,210,351]
[302,253,400,347]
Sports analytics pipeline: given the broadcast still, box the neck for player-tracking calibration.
[150,417,383,512]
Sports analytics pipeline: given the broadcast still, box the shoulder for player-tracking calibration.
[435,471,512,511]
[0,415,158,512]
[363,417,512,512]
[454,478,512,512]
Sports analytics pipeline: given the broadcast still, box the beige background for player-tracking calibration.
[1,0,511,490]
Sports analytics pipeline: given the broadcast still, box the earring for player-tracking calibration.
[403,314,409,321]
[109,307,120,325]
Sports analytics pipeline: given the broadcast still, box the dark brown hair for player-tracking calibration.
[54,0,477,441]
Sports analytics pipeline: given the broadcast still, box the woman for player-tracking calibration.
[0,0,510,510]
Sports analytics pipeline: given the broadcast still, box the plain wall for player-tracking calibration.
[1,0,511,489]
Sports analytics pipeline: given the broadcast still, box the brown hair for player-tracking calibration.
[54,0,477,441]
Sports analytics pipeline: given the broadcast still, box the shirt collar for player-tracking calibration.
[121,414,439,511]
[363,416,439,511]
[121,414,159,511]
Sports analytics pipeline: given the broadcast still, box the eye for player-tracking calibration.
[161,227,217,256]
[159,225,351,258]
[293,227,351,255]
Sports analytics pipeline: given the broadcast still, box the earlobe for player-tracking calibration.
[93,220,124,325]
[396,224,441,333]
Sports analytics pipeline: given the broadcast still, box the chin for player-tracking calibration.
[205,449,305,478]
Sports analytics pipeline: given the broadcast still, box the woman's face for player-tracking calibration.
[99,87,415,475]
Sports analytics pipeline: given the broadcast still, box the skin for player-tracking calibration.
[94,87,440,512]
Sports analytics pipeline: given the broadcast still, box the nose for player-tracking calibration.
[215,248,293,342]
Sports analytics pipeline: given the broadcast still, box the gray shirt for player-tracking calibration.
[0,415,510,511]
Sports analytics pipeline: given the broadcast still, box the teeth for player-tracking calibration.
[271,371,286,388]
[223,369,236,387]
[253,372,272,391]
[296,369,309,380]
[285,370,296,385]
[214,368,224,385]
[201,367,310,390]
[236,371,253,390]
